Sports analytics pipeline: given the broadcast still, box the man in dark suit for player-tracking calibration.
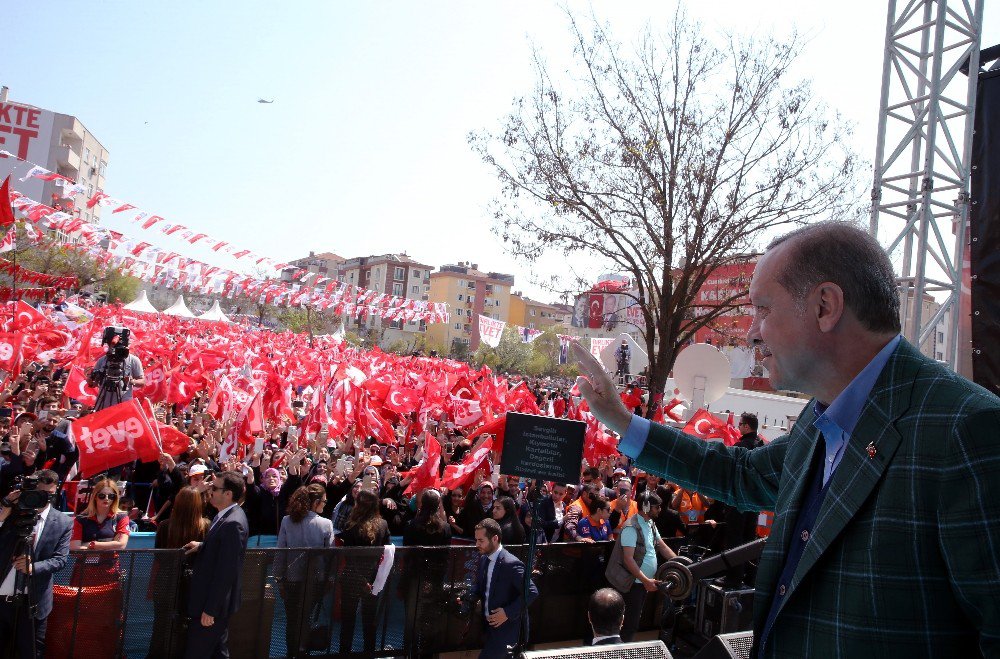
[573,222,1000,657]
[588,588,625,645]
[183,471,249,659]
[0,469,72,659]
[473,518,538,659]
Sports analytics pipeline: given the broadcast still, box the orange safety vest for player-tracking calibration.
[676,490,708,525]
[756,510,775,538]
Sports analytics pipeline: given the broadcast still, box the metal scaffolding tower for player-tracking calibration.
[870,0,984,371]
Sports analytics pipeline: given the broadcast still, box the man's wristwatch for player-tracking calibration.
[0,498,13,508]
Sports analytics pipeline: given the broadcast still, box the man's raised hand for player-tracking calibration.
[571,342,632,435]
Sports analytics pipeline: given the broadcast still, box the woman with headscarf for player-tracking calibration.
[245,466,293,536]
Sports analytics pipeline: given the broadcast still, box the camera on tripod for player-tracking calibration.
[8,473,54,538]
[91,326,131,392]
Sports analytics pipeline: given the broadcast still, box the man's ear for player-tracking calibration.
[812,282,845,333]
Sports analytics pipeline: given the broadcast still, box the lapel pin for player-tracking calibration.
[866,442,877,460]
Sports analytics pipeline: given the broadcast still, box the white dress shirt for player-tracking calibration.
[209,503,238,533]
[484,544,503,616]
[0,504,51,595]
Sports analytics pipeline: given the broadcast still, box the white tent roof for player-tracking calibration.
[163,295,197,318]
[123,290,159,314]
[198,300,231,323]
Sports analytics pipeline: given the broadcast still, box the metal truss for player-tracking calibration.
[870,0,984,371]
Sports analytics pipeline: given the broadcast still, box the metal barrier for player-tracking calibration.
[44,541,667,658]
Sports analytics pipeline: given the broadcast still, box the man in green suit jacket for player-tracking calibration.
[573,222,1000,658]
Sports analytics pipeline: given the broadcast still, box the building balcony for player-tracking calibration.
[55,145,80,173]
[60,119,85,145]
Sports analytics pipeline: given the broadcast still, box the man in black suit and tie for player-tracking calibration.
[0,469,72,659]
[183,471,249,659]
[588,588,625,645]
[473,518,538,659]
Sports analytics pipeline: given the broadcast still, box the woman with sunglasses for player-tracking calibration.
[70,477,131,587]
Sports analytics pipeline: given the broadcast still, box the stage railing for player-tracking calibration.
[45,541,668,659]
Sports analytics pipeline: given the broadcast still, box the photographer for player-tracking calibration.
[0,469,73,659]
[88,327,145,410]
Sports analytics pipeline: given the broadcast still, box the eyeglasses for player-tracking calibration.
[210,485,224,492]
[95,492,116,501]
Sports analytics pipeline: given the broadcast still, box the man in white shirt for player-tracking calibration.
[0,469,72,659]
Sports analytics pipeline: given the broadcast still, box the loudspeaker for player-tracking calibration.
[691,631,754,659]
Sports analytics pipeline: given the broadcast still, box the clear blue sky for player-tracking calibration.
[4,1,996,302]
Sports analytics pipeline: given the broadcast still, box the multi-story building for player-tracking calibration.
[901,291,951,363]
[338,253,433,346]
[0,86,109,226]
[427,262,514,350]
[508,293,567,331]
[285,251,345,281]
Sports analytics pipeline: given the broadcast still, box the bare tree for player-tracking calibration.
[470,8,864,408]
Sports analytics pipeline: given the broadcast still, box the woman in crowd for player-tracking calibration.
[442,486,466,537]
[575,496,611,543]
[338,489,390,654]
[149,486,209,659]
[402,488,452,653]
[275,484,334,658]
[492,495,526,545]
[70,477,131,587]
[403,488,451,546]
[244,466,287,536]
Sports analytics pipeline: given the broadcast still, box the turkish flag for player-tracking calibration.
[166,370,200,406]
[357,394,396,444]
[440,436,493,492]
[71,400,160,478]
[156,422,191,458]
[135,362,168,403]
[682,409,731,441]
[449,394,483,428]
[402,433,441,496]
[0,332,22,379]
[468,413,506,456]
[2,300,46,331]
[0,176,15,227]
[587,293,605,329]
[384,384,420,416]
[64,364,98,406]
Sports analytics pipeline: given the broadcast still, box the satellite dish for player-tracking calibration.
[672,344,731,412]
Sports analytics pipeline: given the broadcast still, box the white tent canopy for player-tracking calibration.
[198,300,231,323]
[162,295,197,319]
[123,290,159,314]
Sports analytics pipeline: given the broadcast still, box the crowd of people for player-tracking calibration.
[0,297,774,659]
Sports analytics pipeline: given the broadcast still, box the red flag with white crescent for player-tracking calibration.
[440,436,493,492]
[682,409,730,441]
[64,364,98,406]
[402,433,442,496]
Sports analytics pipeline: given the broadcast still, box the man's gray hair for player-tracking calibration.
[768,222,901,334]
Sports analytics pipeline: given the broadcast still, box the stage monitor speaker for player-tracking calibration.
[522,640,672,659]
[691,631,754,659]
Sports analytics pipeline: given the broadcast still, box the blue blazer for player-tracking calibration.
[0,507,73,620]
[474,548,539,658]
[187,505,249,620]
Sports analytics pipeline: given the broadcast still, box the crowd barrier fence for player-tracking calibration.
[41,541,671,659]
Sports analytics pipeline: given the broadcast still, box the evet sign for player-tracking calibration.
[71,401,160,477]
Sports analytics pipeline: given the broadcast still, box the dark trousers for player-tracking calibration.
[282,581,324,658]
[339,584,379,654]
[184,616,230,659]
[0,599,47,659]
[621,582,649,642]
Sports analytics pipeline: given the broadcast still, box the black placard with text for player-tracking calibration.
[500,412,585,483]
